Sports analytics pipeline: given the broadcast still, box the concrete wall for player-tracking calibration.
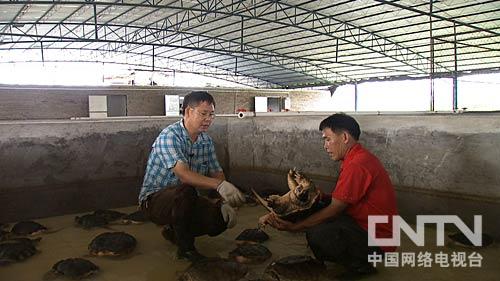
[1,114,499,239]
[0,118,174,220]
[0,85,330,120]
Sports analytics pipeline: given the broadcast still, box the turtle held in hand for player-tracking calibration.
[262,255,326,281]
[44,258,99,280]
[253,169,322,222]
[229,243,272,264]
[178,257,248,281]
[88,232,137,257]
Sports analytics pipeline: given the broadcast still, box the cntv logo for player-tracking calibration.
[368,215,483,247]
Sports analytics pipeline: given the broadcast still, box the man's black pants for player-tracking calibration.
[141,184,227,252]
[305,215,383,269]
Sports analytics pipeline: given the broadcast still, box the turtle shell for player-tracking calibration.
[448,232,494,248]
[262,255,325,281]
[50,258,99,279]
[93,209,126,222]
[75,214,109,229]
[0,239,38,265]
[88,232,137,256]
[178,257,248,281]
[11,221,48,236]
[121,210,148,224]
[228,244,272,264]
[235,228,269,244]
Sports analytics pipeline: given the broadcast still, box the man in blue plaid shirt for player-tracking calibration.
[139,91,245,262]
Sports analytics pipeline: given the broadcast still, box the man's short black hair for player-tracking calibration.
[319,113,361,140]
[181,91,216,115]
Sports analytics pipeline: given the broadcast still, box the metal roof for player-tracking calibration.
[1,0,499,88]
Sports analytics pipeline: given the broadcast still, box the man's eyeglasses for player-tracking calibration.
[191,107,216,120]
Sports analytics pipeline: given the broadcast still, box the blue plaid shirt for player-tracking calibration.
[138,119,223,203]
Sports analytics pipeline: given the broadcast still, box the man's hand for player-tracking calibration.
[258,213,272,228]
[263,213,300,232]
[220,203,237,228]
[216,180,245,207]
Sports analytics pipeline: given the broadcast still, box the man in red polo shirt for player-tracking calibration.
[260,113,398,280]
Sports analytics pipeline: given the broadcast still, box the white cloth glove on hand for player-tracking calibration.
[216,180,245,207]
[220,203,237,229]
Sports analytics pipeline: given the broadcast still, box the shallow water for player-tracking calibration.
[1,204,499,281]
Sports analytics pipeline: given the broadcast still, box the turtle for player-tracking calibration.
[252,169,322,222]
[235,228,269,245]
[93,209,126,222]
[44,258,99,280]
[121,210,149,224]
[448,232,494,248]
[75,214,109,229]
[228,243,272,264]
[10,221,48,236]
[261,255,326,281]
[178,257,248,281]
[88,231,137,257]
[0,238,39,265]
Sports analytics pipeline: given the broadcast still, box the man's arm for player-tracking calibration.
[264,198,348,232]
[172,161,221,190]
[173,159,245,207]
[210,170,226,181]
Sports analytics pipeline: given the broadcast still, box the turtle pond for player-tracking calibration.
[0,205,498,281]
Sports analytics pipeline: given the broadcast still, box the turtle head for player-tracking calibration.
[294,180,315,203]
[290,172,315,203]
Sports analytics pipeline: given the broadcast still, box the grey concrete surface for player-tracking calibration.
[1,113,499,240]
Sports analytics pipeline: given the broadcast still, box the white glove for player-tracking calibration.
[216,180,245,207]
[220,203,237,229]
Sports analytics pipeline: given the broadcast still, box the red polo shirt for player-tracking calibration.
[332,143,398,252]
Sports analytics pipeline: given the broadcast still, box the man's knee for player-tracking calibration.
[305,226,322,248]
[306,222,346,263]
[192,198,227,237]
[176,184,198,202]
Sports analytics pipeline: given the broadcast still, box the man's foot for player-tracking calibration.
[177,249,206,262]
[161,225,176,244]
[336,264,377,280]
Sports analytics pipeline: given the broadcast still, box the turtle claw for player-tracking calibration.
[287,170,299,190]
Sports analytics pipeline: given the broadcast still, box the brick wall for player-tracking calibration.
[0,85,332,120]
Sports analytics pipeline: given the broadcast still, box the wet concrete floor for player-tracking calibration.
[0,204,498,280]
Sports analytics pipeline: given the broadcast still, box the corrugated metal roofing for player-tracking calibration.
[0,0,499,88]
